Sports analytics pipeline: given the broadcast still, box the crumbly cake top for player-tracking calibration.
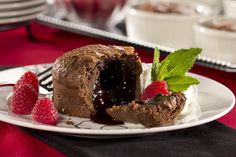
[52,44,139,87]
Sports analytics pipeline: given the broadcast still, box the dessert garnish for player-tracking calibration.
[32,98,59,125]
[9,71,59,125]
[141,80,168,100]
[11,84,38,114]
[10,71,39,114]
[142,48,201,100]
[14,71,39,94]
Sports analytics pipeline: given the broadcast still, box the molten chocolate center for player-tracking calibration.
[91,60,136,124]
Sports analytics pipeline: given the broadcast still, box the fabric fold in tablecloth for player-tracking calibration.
[24,121,236,157]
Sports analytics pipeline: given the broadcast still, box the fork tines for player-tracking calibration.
[38,67,53,92]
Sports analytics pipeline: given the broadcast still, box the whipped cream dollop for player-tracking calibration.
[140,63,201,123]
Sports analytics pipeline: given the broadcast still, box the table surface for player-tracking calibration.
[0,22,236,157]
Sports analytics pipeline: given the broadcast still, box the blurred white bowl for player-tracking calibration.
[223,0,236,17]
[194,17,236,64]
[126,0,219,49]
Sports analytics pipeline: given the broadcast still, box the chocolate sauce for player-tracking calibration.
[135,2,202,15]
[206,21,236,32]
[136,2,181,14]
[65,118,75,126]
[91,60,136,125]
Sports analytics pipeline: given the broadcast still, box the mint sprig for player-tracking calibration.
[152,48,201,92]
[165,76,199,92]
[151,48,160,81]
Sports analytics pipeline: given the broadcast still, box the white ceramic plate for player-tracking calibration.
[0,64,235,138]
[0,11,44,24]
[0,4,46,18]
[0,0,45,10]
[0,0,30,2]
[0,0,29,3]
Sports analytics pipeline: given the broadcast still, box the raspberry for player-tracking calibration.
[10,84,38,114]
[32,98,59,125]
[14,71,39,94]
[141,80,169,100]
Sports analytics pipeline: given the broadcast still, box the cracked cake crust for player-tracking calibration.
[52,44,142,118]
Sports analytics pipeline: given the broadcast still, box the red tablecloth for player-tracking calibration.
[0,23,235,157]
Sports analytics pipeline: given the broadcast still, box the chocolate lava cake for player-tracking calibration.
[52,44,187,126]
[52,44,143,123]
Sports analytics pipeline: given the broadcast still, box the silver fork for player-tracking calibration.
[37,66,53,95]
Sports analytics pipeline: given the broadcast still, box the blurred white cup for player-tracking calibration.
[194,17,236,64]
[126,0,220,49]
[223,0,236,17]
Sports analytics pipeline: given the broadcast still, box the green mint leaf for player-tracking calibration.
[157,60,170,80]
[165,75,199,92]
[151,48,160,81]
[162,48,202,78]
[150,47,201,92]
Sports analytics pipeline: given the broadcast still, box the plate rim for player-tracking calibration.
[0,0,45,10]
[0,11,44,24]
[0,4,46,18]
[0,64,235,136]
[0,0,30,3]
